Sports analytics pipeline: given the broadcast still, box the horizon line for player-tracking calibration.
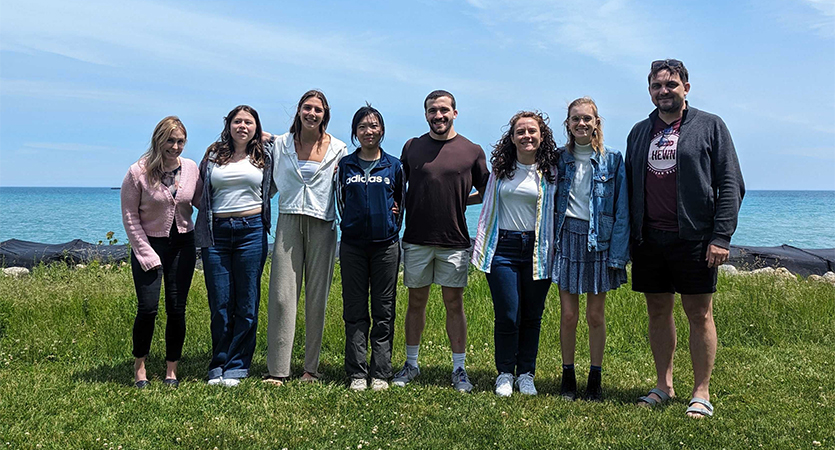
[2,186,835,192]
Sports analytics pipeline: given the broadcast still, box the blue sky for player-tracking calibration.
[1,0,833,190]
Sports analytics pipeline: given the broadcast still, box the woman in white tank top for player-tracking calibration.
[195,105,272,386]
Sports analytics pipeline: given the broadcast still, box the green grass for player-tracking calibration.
[1,260,833,449]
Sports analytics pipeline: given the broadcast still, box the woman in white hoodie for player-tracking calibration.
[264,90,348,385]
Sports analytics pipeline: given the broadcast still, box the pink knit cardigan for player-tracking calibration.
[120,158,202,271]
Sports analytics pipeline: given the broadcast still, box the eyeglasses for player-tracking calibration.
[569,115,595,124]
[651,59,684,69]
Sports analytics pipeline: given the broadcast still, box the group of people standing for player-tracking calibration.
[120,59,744,419]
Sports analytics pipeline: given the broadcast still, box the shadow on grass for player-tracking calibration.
[75,353,213,386]
[534,377,652,405]
[75,356,656,406]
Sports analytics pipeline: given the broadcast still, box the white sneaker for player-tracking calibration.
[495,373,514,397]
[349,378,367,391]
[516,372,537,396]
[207,377,223,385]
[370,378,389,391]
[222,378,240,387]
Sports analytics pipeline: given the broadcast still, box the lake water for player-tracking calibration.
[1,188,833,248]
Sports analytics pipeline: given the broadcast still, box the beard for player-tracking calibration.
[429,118,450,134]
[656,95,684,113]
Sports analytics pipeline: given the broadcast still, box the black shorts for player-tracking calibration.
[631,228,717,295]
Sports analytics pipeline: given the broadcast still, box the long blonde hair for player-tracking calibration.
[564,97,604,156]
[141,116,187,186]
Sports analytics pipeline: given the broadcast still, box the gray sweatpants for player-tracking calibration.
[267,213,336,377]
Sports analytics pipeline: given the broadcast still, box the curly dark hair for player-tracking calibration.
[205,105,265,168]
[491,111,557,183]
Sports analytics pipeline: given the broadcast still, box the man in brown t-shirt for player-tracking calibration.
[391,90,489,392]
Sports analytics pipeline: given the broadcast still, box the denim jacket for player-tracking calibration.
[555,145,629,269]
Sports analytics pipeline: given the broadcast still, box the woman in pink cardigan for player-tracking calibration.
[121,116,202,389]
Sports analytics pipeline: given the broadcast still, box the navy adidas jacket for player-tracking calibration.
[335,149,405,246]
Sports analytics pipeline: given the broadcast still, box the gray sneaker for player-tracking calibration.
[392,362,420,387]
[452,367,473,393]
[349,378,367,391]
[370,378,389,391]
[515,372,537,396]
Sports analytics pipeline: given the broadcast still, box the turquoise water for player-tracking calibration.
[1,188,834,248]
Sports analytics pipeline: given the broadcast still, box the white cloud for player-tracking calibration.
[802,0,835,36]
[0,0,494,94]
[462,0,664,65]
[803,0,835,16]
[756,0,835,37]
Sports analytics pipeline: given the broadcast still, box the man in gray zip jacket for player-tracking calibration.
[626,59,744,419]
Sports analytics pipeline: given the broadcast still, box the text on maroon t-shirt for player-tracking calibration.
[645,116,682,232]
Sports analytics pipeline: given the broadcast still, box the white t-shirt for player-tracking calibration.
[210,157,263,214]
[497,162,538,231]
[566,143,593,221]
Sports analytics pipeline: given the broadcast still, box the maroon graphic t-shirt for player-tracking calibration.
[645,116,682,232]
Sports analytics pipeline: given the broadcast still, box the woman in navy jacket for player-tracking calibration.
[334,104,405,391]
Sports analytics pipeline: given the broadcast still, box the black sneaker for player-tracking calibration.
[584,370,603,402]
[560,368,577,401]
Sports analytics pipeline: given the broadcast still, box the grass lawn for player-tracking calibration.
[1,261,833,449]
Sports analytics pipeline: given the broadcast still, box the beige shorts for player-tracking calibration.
[402,242,470,288]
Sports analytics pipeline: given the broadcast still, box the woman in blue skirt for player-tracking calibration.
[553,97,629,401]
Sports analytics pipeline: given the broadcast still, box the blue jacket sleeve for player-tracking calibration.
[394,159,405,231]
[608,152,630,269]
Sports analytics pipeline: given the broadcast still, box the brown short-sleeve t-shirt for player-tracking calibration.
[400,133,489,248]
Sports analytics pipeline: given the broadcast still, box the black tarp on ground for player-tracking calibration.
[2,239,834,276]
[729,245,835,277]
[0,239,129,268]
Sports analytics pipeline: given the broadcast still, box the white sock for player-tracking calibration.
[406,345,420,367]
[452,352,466,372]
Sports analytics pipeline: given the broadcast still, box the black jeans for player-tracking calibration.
[340,240,400,379]
[130,226,195,361]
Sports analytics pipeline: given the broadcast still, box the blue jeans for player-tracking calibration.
[485,230,551,376]
[202,214,267,380]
